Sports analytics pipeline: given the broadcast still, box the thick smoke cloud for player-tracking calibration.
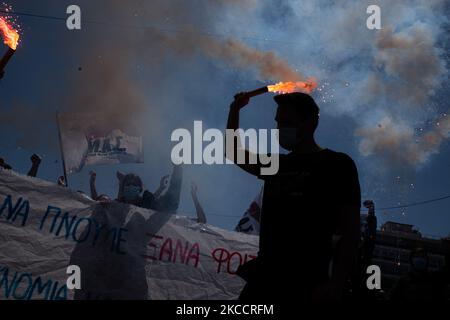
[370,24,445,105]
[240,0,449,170]
[62,48,148,136]
[357,115,450,167]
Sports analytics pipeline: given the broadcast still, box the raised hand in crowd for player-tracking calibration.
[190,181,207,224]
[27,154,42,177]
[154,174,170,199]
[89,170,98,200]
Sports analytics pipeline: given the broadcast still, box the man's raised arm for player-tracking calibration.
[225,93,262,177]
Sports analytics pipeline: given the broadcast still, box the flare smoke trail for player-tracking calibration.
[147,28,308,82]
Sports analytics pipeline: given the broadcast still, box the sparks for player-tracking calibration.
[0,16,19,50]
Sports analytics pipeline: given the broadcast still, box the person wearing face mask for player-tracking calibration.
[226,92,361,302]
[116,173,150,206]
[390,247,450,301]
[114,165,183,212]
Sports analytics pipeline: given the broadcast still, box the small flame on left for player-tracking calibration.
[0,17,19,50]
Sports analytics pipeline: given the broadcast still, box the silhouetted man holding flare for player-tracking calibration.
[226,90,361,302]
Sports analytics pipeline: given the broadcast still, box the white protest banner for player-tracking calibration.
[0,169,258,300]
[57,113,144,174]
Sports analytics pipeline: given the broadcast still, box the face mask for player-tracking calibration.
[277,128,299,151]
[411,257,427,271]
[123,185,141,201]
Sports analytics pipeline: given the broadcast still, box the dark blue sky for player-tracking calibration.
[1,1,449,237]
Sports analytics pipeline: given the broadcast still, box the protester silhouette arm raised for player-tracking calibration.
[89,171,98,200]
[226,93,263,176]
[27,154,41,177]
[190,181,207,224]
[154,174,170,199]
[151,165,183,213]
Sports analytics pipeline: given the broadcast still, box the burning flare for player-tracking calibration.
[267,79,318,95]
[0,17,20,50]
[243,78,318,99]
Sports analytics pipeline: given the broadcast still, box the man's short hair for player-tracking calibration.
[274,92,320,121]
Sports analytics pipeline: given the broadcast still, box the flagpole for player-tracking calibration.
[56,111,69,187]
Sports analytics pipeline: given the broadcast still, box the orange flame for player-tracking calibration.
[268,78,318,95]
[0,17,20,50]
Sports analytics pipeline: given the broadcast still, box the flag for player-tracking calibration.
[235,187,263,235]
[57,113,144,174]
